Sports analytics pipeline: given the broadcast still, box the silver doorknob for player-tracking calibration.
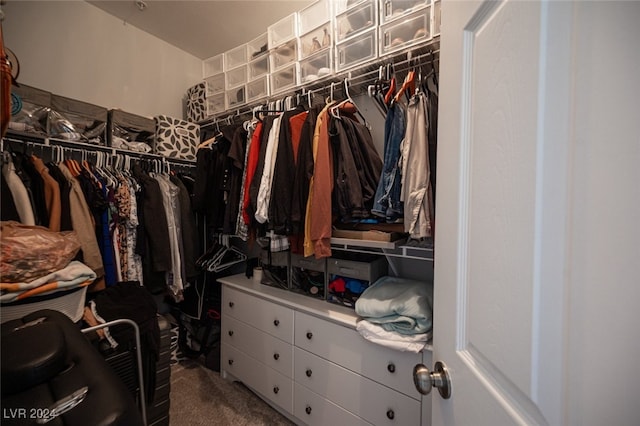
[413,361,452,399]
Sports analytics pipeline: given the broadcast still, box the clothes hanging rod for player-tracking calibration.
[198,43,440,127]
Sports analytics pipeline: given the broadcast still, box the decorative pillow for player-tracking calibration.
[154,115,200,161]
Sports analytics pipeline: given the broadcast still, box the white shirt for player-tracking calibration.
[255,115,282,224]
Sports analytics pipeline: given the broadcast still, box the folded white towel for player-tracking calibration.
[356,320,431,353]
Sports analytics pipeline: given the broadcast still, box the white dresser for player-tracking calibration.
[219,274,431,425]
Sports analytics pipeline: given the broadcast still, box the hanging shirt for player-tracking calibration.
[30,155,62,232]
[255,115,282,224]
[2,160,36,226]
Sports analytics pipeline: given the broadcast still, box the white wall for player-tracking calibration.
[2,1,202,119]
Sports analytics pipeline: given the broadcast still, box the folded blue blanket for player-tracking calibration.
[355,276,433,335]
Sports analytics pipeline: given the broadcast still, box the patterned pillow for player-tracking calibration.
[154,115,200,161]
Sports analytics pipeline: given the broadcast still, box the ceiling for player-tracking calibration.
[87,0,313,59]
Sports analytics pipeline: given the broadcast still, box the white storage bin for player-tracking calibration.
[206,93,225,117]
[270,63,299,94]
[268,12,298,49]
[380,0,430,23]
[333,0,368,16]
[300,49,333,84]
[270,39,298,71]
[226,65,248,90]
[380,6,431,56]
[247,32,269,60]
[205,73,226,96]
[226,85,247,109]
[249,55,270,80]
[225,44,248,71]
[247,76,270,102]
[336,0,377,43]
[298,0,331,35]
[299,22,333,60]
[203,53,224,78]
[433,0,441,36]
[336,29,378,71]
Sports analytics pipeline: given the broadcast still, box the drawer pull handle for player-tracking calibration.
[273,353,280,360]
[306,369,312,377]
[305,406,312,415]
[228,359,234,365]
[273,319,280,327]
[387,409,395,420]
[273,386,279,394]
[228,330,234,337]
[387,363,396,373]
[306,332,313,340]
[229,302,234,308]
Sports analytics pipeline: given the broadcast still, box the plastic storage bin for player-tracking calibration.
[380,6,432,56]
[298,0,332,35]
[433,0,441,36]
[8,84,51,136]
[300,49,333,84]
[259,250,290,291]
[247,76,270,102]
[247,32,269,60]
[226,85,246,109]
[335,0,377,43]
[203,54,224,78]
[224,44,248,71]
[270,39,298,71]
[270,63,299,94]
[49,95,108,145]
[291,254,326,299]
[205,73,226,96]
[268,12,298,49]
[336,28,378,71]
[327,252,388,308]
[380,0,430,23]
[225,65,248,90]
[299,22,333,60]
[249,55,270,80]
[206,93,225,117]
[108,109,155,152]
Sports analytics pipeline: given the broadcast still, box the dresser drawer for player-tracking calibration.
[294,382,372,426]
[222,314,294,378]
[294,347,421,426]
[295,311,423,398]
[327,254,387,282]
[222,286,294,343]
[221,343,293,413]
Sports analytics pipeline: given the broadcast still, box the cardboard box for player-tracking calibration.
[331,229,405,242]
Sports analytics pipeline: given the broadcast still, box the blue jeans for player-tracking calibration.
[372,103,405,222]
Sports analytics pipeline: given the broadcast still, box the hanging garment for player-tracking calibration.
[400,92,434,239]
[30,155,61,232]
[14,152,47,227]
[304,102,334,259]
[255,115,282,224]
[224,125,248,235]
[235,122,256,240]
[241,121,263,231]
[170,175,199,280]
[2,158,36,225]
[248,116,275,227]
[47,164,73,232]
[1,171,21,221]
[372,102,406,222]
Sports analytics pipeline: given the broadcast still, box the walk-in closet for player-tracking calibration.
[1,1,638,426]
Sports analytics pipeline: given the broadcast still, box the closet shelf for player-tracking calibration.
[330,237,434,261]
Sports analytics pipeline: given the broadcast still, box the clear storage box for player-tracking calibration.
[327,252,388,308]
[299,22,333,60]
[300,49,333,84]
[249,55,270,80]
[380,0,430,23]
[270,63,299,94]
[206,93,225,117]
[336,29,378,71]
[291,254,326,299]
[8,84,51,136]
[247,32,269,60]
[226,85,246,109]
[433,0,441,36]
[247,76,270,102]
[107,109,155,152]
[298,0,331,35]
[224,44,248,71]
[49,95,108,145]
[205,73,226,96]
[335,0,377,43]
[268,12,298,49]
[203,54,224,78]
[225,65,248,90]
[380,6,432,56]
[270,39,298,71]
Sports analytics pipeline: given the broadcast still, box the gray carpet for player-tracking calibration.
[169,359,296,426]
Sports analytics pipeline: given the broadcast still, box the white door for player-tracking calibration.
[428,1,640,425]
